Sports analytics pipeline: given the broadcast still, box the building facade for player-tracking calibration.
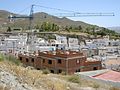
[18,50,102,74]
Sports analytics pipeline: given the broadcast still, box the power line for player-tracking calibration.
[49,12,114,17]
[34,4,115,16]
[12,4,115,17]
[34,4,78,13]
[18,5,31,14]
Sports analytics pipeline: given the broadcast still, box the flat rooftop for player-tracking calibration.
[76,69,109,77]
[76,69,120,82]
[93,70,120,82]
[39,50,84,57]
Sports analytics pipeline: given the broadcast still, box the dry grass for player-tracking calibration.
[56,31,88,37]
[0,61,120,90]
[42,80,66,90]
[0,85,11,90]
[0,61,67,90]
[109,87,120,90]
[0,85,4,90]
[68,75,80,83]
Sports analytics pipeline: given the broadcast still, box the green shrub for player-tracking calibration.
[60,71,66,75]
[0,53,21,65]
[7,55,21,65]
[92,83,100,90]
[42,69,50,74]
[68,75,80,83]
[0,53,4,61]
[0,57,3,62]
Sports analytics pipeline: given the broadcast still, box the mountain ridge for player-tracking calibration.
[0,10,98,30]
[107,26,120,33]
[1,9,119,38]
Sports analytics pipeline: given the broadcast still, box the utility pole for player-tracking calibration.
[8,5,35,44]
[29,4,34,30]
[12,41,15,55]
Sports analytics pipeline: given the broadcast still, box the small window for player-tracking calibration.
[48,60,52,64]
[19,57,22,60]
[58,59,62,64]
[76,70,78,72]
[56,44,58,47]
[78,69,80,72]
[26,58,29,62]
[61,41,64,43]
[43,59,45,63]
[50,70,54,73]
[76,69,80,72]
[58,69,62,73]
[31,58,34,62]
[37,68,40,70]
[93,67,97,70]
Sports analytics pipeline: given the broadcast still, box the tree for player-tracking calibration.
[69,26,73,30]
[96,30,106,37]
[7,27,12,32]
[34,24,40,29]
[41,22,48,31]
[85,27,90,33]
[51,23,59,31]
[92,26,95,36]
[41,22,59,32]
[47,22,51,31]
[78,25,82,31]
[65,26,70,32]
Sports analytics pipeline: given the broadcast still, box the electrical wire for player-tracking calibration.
[34,4,79,13]
[33,4,115,16]
[9,4,115,17]
[18,5,31,14]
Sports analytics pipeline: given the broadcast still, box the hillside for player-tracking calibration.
[0,60,120,90]
[0,10,9,25]
[0,10,119,39]
[0,10,98,30]
[108,27,120,33]
[0,10,19,29]
[33,12,91,27]
[0,53,120,90]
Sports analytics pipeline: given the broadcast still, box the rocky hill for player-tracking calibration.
[33,12,91,27]
[0,10,119,39]
[0,10,98,30]
[0,10,9,25]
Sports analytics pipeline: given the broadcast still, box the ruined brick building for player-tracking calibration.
[18,50,102,74]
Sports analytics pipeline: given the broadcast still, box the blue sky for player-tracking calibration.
[0,0,120,27]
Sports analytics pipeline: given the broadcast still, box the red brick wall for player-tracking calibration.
[42,59,56,68]
[18,52,102,74]
[56,59,66,68]
[34,57,42,69]
[82,61,102,71]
